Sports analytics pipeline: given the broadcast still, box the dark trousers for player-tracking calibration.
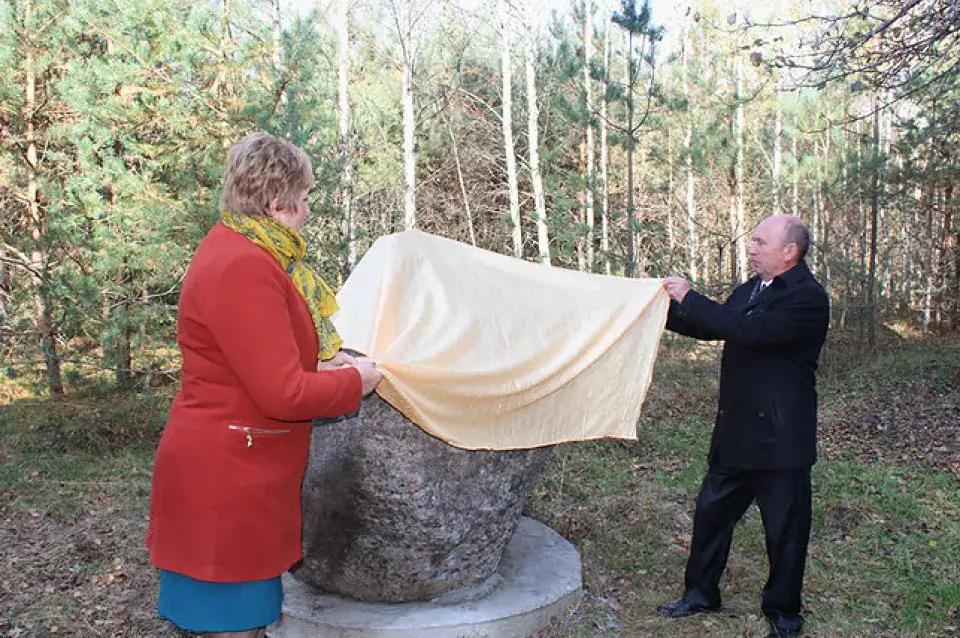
[682,465,812,632]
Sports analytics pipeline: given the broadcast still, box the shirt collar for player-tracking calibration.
[752,260,811,290]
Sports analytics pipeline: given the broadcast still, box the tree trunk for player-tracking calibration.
[24,0,63,396]
[954,192,960,330]
[337,0,356,273]
[524,0,548,264]
[938,185,953,329]
[880,110,892,299]
[625,30,636,277]
[733,52,747,282]
[682,29,696,280]
[0,259,8,327]
[812,138,820,272]
[791,128,799,217]
[667,127,675,255]
[856,117,867,345]
[500,0,521,258]
[583,0,594,270]
[599,17,610,274]
[822,131,831,291]
[446,115,476,246]
[923,185,935,338]
[217,0,234,150]
[773,72,782,215]
[401,0,416,230]
[867,103,881,349]
[273,0,286,108]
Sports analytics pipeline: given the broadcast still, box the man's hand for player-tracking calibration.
[317,350,358,371]
[663,276,692,303]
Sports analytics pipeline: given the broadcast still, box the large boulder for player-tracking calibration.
[294,394,552,603]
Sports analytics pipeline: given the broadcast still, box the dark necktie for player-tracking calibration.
[748,280,768,303]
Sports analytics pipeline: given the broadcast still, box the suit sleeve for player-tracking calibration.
[677,285,828,347]
[665,300,721,341]
[205,252,363,422]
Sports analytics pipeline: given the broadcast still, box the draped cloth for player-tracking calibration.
[334,230,669,450]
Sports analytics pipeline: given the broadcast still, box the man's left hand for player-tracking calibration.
[663,276,692,303]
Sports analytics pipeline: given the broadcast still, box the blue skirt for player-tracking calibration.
[157,570,283,632]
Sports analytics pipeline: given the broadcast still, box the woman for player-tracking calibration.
[147,132,382,638]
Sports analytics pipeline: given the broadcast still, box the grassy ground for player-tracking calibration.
[1,333,958,637]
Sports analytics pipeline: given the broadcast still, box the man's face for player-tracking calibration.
[749,217,793,280]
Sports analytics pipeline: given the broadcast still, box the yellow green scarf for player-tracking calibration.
[221,210,342,360]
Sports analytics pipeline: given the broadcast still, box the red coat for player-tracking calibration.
[147,222,362,582]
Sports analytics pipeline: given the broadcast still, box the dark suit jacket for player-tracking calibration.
[666,260,829,469]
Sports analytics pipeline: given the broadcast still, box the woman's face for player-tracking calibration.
[269,188,310,231]
[288,188,310,230]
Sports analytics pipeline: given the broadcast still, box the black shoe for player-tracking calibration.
[657,598,720,618]
[766,624,801,637]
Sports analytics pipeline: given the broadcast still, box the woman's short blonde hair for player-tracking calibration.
[218,132,314,216]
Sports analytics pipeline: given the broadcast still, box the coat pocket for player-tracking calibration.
[227,424,293,448]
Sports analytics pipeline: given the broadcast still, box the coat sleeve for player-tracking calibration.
[677,285,828,347]
[205,252,363,422]
[665,299,721,341]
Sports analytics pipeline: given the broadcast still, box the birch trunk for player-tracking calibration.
[682,28,696,280]
[812,138,820,272]
[599,18,610,273]
[524,0,549,264]
[867,102,881,348]
[938,185,952,328]
[624,29,636,277]
[791,129,798,217]
[273,0,286,107]
[499,0,523,258]
[923,185,935,337]
[583,0,594,270]
[446,116,476,246]
[733,51,747,282]
[337,0,356,271]
[773,73,782,215]
[500,0,521,257]
[401,0,416,230]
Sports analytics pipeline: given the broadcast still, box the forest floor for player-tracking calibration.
[1,330,958,637]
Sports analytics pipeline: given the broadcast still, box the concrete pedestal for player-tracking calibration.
[268,518,581,638]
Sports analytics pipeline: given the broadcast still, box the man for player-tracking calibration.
[657,215,829,638]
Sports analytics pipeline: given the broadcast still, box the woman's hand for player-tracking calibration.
[317,350,358,371]
[355,359,383,396]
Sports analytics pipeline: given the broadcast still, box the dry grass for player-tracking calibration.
[1,332,958,637]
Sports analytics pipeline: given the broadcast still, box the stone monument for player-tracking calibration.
[268,395,582,637]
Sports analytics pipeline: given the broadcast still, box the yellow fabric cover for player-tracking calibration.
[334,230,669,450]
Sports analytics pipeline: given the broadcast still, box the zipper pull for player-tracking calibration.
[245,431,253,448]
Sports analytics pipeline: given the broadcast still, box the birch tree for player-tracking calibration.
[524,0,549,264]
[729,15,747,283]
[599,18,611,274]
[337,0,357,271]
[500,0,521,257]
[682,10,697,280]
[393,0,417,230]
[582,0,595,270]
[773,73,782,215]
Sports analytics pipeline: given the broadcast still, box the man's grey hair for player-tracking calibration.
[783,217,810,261]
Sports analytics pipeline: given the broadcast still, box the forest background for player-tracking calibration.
[1,0,958,636]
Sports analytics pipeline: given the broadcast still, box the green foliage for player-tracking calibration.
[2,0,960,398]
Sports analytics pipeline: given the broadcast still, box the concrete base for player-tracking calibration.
[267,517,582,638]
